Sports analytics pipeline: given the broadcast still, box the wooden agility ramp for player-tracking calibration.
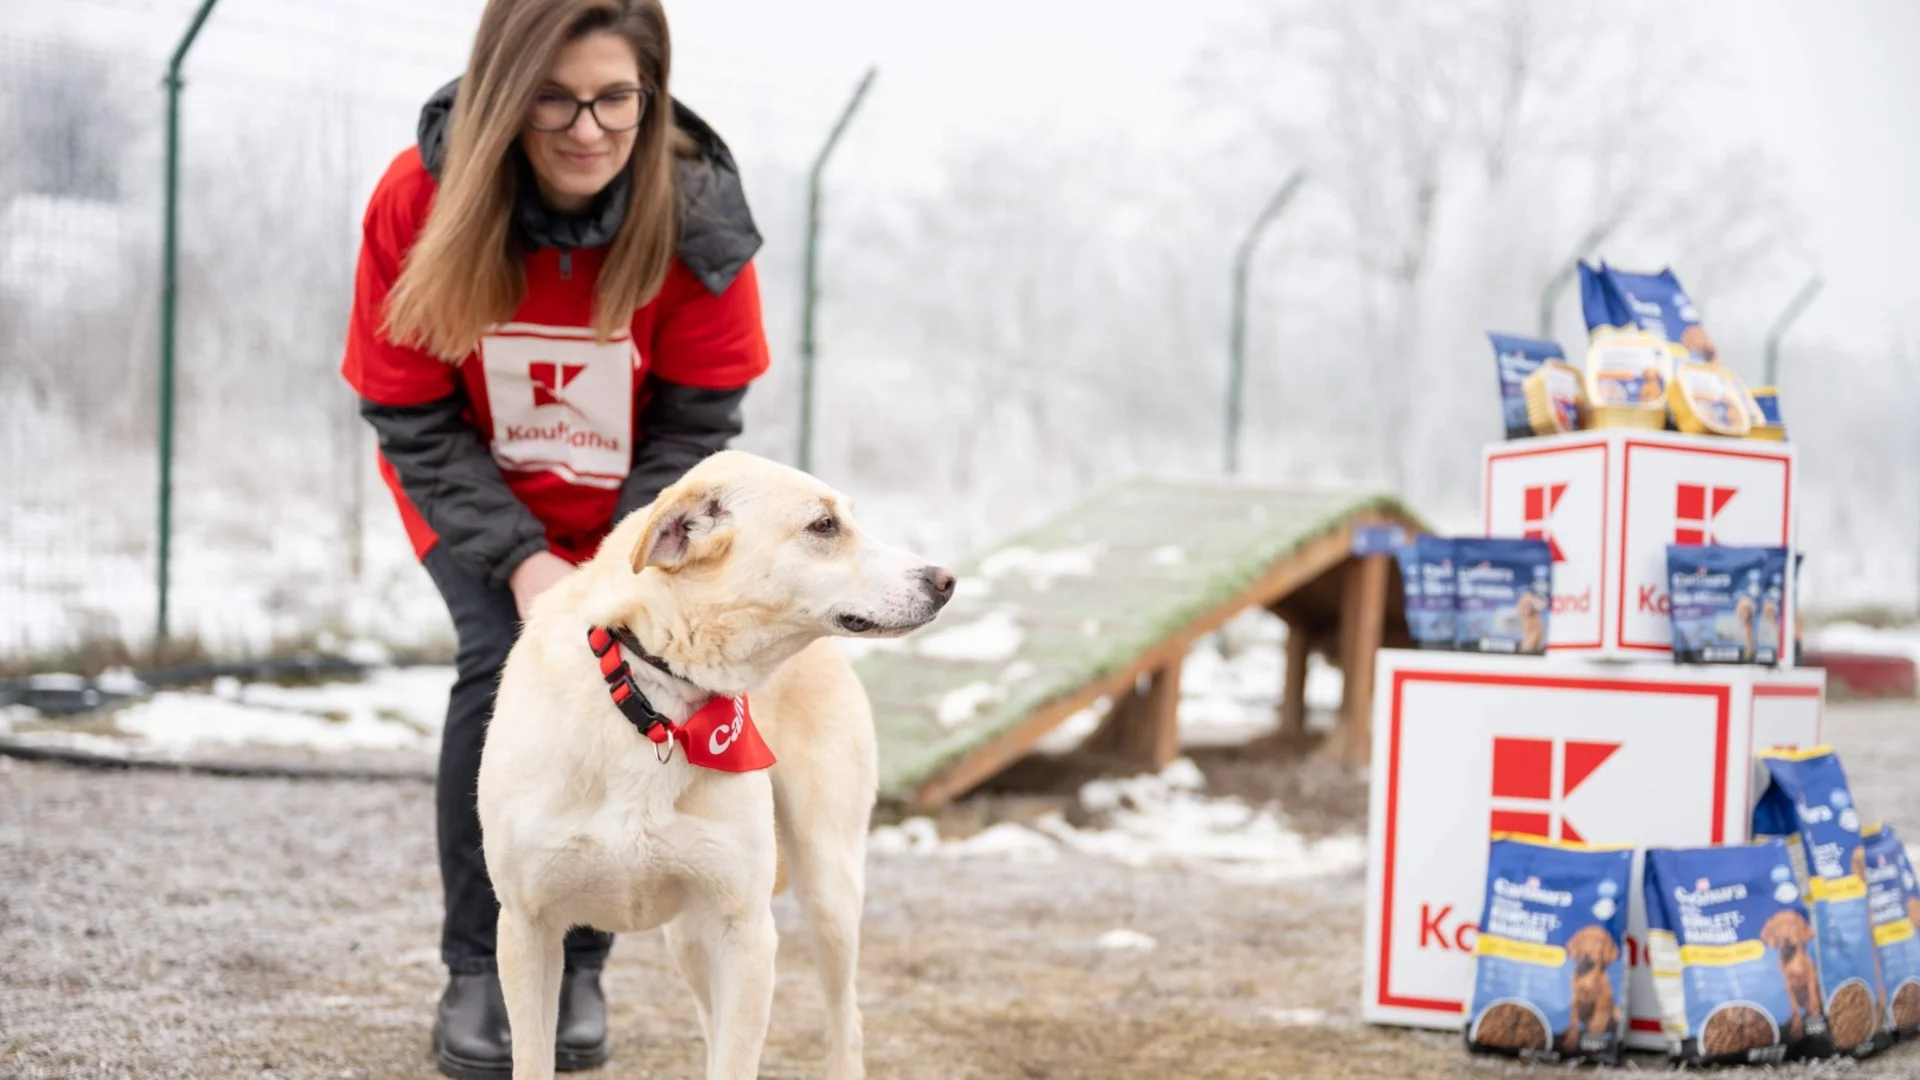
[853,477,1421,810]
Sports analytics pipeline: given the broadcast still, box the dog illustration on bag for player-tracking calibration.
[1762,910,1821,1040]
[1517,590,1546,654]
[1562,925,1620,1053]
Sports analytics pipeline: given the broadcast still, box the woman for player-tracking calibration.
[339,2,770,1076]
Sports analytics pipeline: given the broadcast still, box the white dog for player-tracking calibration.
[476,451,955,1080]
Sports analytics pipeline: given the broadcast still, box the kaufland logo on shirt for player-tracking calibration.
[530,361,586,409]
[502,418,623,451]
[480,325,635,489]
[507,360,620,448]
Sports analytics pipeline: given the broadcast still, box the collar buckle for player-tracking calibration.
[588,625,672,745]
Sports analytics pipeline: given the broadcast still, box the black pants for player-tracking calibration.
[423,544,613,976]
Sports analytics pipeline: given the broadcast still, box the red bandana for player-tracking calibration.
[674,694,777,772]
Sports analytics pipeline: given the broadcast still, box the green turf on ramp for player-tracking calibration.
[851,477,1416,804]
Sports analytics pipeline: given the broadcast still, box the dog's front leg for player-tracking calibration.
[498,908,564,1080]
[672,906,778,1080]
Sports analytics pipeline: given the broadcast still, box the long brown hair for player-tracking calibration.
[383,0,678,361]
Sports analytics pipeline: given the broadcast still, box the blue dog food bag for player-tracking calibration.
[1454,538,1552,654]
[1579,260,1717,364]
[1463,836,1632,1063]
[1393,535,1456,650]
[1862,824,1920,1038]
[1488,332,1564,440]
[1753,747,1887,1056]
[1753,547,1789,667]
[1666,545,1765,664]
[1644,841,1821,1065]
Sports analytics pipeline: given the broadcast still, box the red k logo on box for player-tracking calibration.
[1483,442,1607,649]
[1673,483,1738,545]
[1489,736,1621,842]
[1522,483,1569,562]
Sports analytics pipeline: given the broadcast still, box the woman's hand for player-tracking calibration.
[509,551,573,618]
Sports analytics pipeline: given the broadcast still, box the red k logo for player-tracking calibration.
[530,361,587,408]
[1674,483,1737,546]
[1489,736,1621,843]
[1522,483,1568,563]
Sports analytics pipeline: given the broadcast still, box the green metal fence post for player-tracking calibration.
[797,66,876,475]
[1763,274,1823,388]
[1225,170,1305,476]
[157,0,221,653]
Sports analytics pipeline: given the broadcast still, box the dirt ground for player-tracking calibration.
[4,701,1920,1079]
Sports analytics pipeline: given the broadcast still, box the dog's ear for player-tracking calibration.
[1602,934,1619,966]
[1761,912,1802,949]
[631,484,732,572]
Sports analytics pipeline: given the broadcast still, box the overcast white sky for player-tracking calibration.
[10,0,1918,347]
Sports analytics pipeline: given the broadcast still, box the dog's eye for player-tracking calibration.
[808,516,838,537]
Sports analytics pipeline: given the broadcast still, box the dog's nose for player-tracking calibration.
[921,565,956,603]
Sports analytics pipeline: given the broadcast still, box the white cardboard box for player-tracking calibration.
[1481,430,1796,660]
[1360,649,1825,1049]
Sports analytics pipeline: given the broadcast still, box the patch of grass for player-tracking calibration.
[0,632,214,681]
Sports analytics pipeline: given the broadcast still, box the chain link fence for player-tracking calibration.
[1,31,452,669]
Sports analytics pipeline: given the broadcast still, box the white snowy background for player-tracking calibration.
[4,0,1919,663]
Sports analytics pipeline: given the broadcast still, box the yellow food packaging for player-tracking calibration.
[1667,361,1753,437]
[1523,359,1587,435]
[1748,385,1786,441]
[1590,404,1668,430]
[1584,328,1669,429]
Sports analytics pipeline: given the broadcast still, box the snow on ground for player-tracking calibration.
[976,542,1104,591]
[1034,695,1111,753]
[1266,1008,1332,1027]
[1176,613,1344,744]
[3,667,454,758]
[867,817,1060,863]
[0,466,457,660]
[114,693,425,753]
[1029,609,1345,753]
[912,609,1025,663]
[1096,929,1158,951]
[870,757,1366,884]
[936,681,1002,727]
[1806,621,1920,669]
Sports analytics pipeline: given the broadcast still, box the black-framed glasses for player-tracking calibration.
[527,87,651,133]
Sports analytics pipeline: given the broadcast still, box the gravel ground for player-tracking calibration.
[4,701,1920,1079]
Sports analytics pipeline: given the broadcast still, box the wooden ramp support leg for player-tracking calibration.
[1337,554,1391,769]
[1085,661,1184,771]
[1279,617,1311,739]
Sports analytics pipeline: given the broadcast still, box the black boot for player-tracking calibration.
[556,967,612,1071]
[432,972,512,1080]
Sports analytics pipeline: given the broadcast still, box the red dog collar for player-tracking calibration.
[587,626,775,772]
